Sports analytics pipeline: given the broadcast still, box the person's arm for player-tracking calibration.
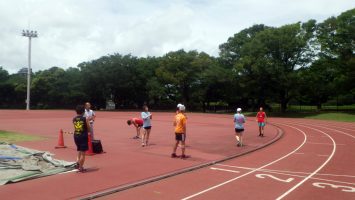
[264,112,267,123]
[182,118,187,134]
[141,112,150,120]
[132,121,138,128]
[92,111,96,121]
[86,118,91,135]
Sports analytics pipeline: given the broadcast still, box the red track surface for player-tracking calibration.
[0,110,354,199]
[100,118,355,200]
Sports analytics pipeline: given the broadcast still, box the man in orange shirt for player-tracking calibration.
[172,104,187,159]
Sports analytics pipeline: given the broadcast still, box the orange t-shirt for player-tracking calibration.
[174,113,187,134]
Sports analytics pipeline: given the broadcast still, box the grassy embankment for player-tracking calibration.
[0,131,44,143]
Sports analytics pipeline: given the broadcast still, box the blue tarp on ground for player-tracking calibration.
[0,142,75,185]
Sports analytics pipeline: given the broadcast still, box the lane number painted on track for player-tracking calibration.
[255,174,294,183]
[313,182,355,193]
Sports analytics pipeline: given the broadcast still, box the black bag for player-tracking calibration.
[92,139,103,153]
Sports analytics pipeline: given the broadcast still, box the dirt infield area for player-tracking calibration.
[0,110,280,199]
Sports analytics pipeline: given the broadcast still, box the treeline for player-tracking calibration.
[0,9,354,112]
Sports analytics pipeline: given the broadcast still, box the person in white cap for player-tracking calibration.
[234,108,246,147]
[172,104,187,158]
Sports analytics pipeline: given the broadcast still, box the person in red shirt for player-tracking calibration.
[256,107,267,137]
[127,118,143,139]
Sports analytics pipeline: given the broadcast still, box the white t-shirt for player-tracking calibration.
[84,109,95,124]
[141,112,151,128]
[234,113,245,129]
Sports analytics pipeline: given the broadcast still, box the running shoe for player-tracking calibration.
[77,167,87,173]
[171,153,178,158]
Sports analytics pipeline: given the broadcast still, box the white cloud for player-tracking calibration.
[0,0,354,74]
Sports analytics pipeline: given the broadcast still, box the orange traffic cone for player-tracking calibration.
[55,129,67,148]
[86,135,95,156]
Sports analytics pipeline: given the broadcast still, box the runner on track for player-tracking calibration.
[172,104,187,158]
[141,105,152,147]
[234,108,246,147]
[256,107,267,137]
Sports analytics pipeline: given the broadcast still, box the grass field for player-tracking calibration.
[0,130,44,143]
[268,112,355,122]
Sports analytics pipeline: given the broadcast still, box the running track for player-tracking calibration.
[99,118,355,200]
[0,111,354,199]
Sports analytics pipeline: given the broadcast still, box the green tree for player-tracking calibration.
[221,21,316,112]
[317,8,355,99]
[156,50,211,108]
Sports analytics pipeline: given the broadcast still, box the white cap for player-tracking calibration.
[177,103,183,108]
[237,108,242,112]
[179,105,186,111]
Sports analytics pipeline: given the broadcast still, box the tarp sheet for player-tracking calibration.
[0,142,75,185]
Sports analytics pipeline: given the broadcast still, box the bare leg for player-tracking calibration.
[142,129,146,146]
[235,135,240,143]
[137,127,141,138]
[77,152,80,163]
[181,141,186,156]
[81,152,86,169]
[78,151,84,169]
[173,141,179,154]
[145,129,151,145]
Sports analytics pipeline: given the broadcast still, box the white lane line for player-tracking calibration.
[262,170,355,186]
[210,167,240,173]
[210,166,355,186]
[215,164,355,178]
[181,126,307,200]
[293,152,305,155]
[276,125,336,200]
[293,122,355,140]
[277,121,355,134]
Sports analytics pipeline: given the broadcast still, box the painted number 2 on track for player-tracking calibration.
[255,173,355,193]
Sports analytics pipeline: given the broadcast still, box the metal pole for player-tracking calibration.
[22,30,37,110]
[26,37,32,110]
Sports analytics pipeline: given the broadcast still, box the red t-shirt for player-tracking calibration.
[256,112,266,122]
[132,118,143,126]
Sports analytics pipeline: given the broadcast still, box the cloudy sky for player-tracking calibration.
[0,0,354,74]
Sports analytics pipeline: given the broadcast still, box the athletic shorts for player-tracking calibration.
[258,122,266,127]
[143,126,152,130]
[235,128,244,134]
[74,137,88,152]
[175,133,186,141]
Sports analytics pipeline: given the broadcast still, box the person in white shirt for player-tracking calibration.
[84,102,96,140]
[141,105,152,147]
[234,108,246,147]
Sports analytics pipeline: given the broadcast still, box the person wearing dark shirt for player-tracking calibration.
[73,105,91,172]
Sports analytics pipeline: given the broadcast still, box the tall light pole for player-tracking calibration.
[22,30,38,110]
